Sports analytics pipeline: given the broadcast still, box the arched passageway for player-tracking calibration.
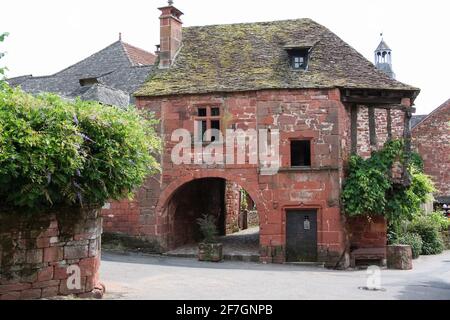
[164,178,259,256]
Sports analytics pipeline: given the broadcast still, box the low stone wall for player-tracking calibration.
[0,207,104,300]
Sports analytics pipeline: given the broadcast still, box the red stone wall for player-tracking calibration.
[225,181,241,234]
[135,88,349,265]
[412,99,450,198]
[347,216,387,249]
[356,106,405,159]
[0,207,103,300]
[102,199,140,236]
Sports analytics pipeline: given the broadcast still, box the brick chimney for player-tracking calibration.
[158,1,183,69]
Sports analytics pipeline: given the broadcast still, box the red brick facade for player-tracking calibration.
[412,99,450,199]
[101,5,416,266]
[100,87,412,265]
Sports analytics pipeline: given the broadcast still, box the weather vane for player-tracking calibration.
[168,0,174,5]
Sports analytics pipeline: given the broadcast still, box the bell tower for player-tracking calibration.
[374,35,396,79]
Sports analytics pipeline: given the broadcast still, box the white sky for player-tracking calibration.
[1,0,449,114]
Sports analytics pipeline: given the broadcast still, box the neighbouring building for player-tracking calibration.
[412,99,450,209]
[101,2,420,266]
[7,37,156,106]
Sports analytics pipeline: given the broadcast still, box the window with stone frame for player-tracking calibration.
[290,140,311,167]
[194,106,222,142]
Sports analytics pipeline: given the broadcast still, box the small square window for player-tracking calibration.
[211,108,220,116]
[198,108,207,117]
[291,140,311,167]
[289,48,309,70]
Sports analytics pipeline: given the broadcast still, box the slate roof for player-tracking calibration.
[7,40,156,105]
[410,115,428,129]
[136,18,418,97]
[70,83,130,107]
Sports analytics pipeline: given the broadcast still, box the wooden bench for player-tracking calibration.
[350,247,387,268]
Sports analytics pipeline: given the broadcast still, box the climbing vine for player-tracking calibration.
[342,139,435,227]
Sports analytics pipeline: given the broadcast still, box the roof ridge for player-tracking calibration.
[53,41,128,76]
[185,17,316,29]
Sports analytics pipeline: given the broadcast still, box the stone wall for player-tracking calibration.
[356,106,405,159]
[135,88,349,264]
[225,181,241,234]
[102,199,140,236]
[412,99,450,199]
[0,207,103,300]
[347,215,387,249]
[99,87,408,265]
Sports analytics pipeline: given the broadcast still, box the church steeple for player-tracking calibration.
[374,35,396,79]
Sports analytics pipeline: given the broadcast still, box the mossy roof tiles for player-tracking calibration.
[136,18,418,97]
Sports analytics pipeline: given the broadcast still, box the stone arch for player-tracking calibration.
[156,172,262,217]
[155,171,264,250]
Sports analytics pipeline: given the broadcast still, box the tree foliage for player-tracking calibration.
[0,32,8,79]
[0,84,160,210]
[342,139,435,226]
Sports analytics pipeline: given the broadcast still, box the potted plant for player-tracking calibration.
[197,214,223,262]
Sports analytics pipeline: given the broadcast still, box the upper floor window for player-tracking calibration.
[195,106,221,142]
[291,140,311,167]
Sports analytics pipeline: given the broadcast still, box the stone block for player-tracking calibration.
[64,245,88,260]
[387,245,413,270]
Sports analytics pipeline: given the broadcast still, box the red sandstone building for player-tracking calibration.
[102,2,420,266]
[412,99,450,211]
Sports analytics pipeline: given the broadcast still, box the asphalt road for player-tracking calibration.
[100,250,450,300]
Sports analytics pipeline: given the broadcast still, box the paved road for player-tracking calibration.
[100,250,450,300]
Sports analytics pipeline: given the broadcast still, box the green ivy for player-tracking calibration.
[0,84,161,210]
[342,139,435,227]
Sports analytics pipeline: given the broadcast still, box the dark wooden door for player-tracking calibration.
[286,210,318,262]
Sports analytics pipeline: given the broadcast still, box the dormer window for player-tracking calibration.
[285,45,311,71]
[290,49,309,70]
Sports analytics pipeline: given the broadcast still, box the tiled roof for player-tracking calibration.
[122,42,157,66]
[136,18,418,97]
[7,40,155,105]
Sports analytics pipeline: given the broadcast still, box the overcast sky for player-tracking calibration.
[1,0,449,114]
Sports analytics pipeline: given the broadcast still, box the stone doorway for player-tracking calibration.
[165,178,260,260]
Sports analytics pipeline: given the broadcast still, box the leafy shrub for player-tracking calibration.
[0,85,160,209]
[197,214,219,244]
[428,211,450,232]
[394,233,423,259]
[408,216,444,255]
[342,140,435,228]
